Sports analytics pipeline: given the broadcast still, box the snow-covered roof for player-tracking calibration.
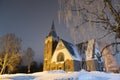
[61,39,82,61]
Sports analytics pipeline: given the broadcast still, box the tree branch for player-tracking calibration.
[97,31,113,40]
[104,0,120,25]
[101,42,120,56]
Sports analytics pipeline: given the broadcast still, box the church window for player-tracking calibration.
[45,60,47,64]
[47,41,50,48]
[53,67,55,70]
[59,67,62,70]
[57,52,64,62]
[68,65,70,69]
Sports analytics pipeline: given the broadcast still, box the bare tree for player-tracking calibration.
[25,47,34,73]
[58,0,120,54]
[0,33,22,74]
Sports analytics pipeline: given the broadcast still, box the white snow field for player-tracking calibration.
[0,70,120,80]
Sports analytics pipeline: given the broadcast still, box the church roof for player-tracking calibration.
[61,39,81,61]
[48,21,58,38]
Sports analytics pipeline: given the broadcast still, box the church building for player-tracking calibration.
[43,22,104,72]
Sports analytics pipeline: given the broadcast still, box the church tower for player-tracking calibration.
[43,22,59,71]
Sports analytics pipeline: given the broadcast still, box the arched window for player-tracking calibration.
[47,41,50,49]
[57,52,64,62]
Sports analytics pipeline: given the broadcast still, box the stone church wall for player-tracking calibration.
[50,60,78,72]
[74,60,81,71]
[65,60,74,72]
[57,63,64,70]
[50,62,57,70]
[86,60,96,71]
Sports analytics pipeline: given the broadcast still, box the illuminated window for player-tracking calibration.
[47,41,50,48]
[68,65,70,69]
[57,52,64,62]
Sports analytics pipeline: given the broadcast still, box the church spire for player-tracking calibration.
[48,21,58,37]
[51,21,55,32]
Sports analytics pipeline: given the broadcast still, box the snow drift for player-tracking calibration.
[0,70,120,80]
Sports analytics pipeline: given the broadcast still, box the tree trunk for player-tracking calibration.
[0,53,8,74]
[28,64,31,73]
[0,65,6,75]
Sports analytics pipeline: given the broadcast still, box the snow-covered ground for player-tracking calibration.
[0,70,120,80]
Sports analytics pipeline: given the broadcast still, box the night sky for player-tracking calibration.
[0,0,73,63]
